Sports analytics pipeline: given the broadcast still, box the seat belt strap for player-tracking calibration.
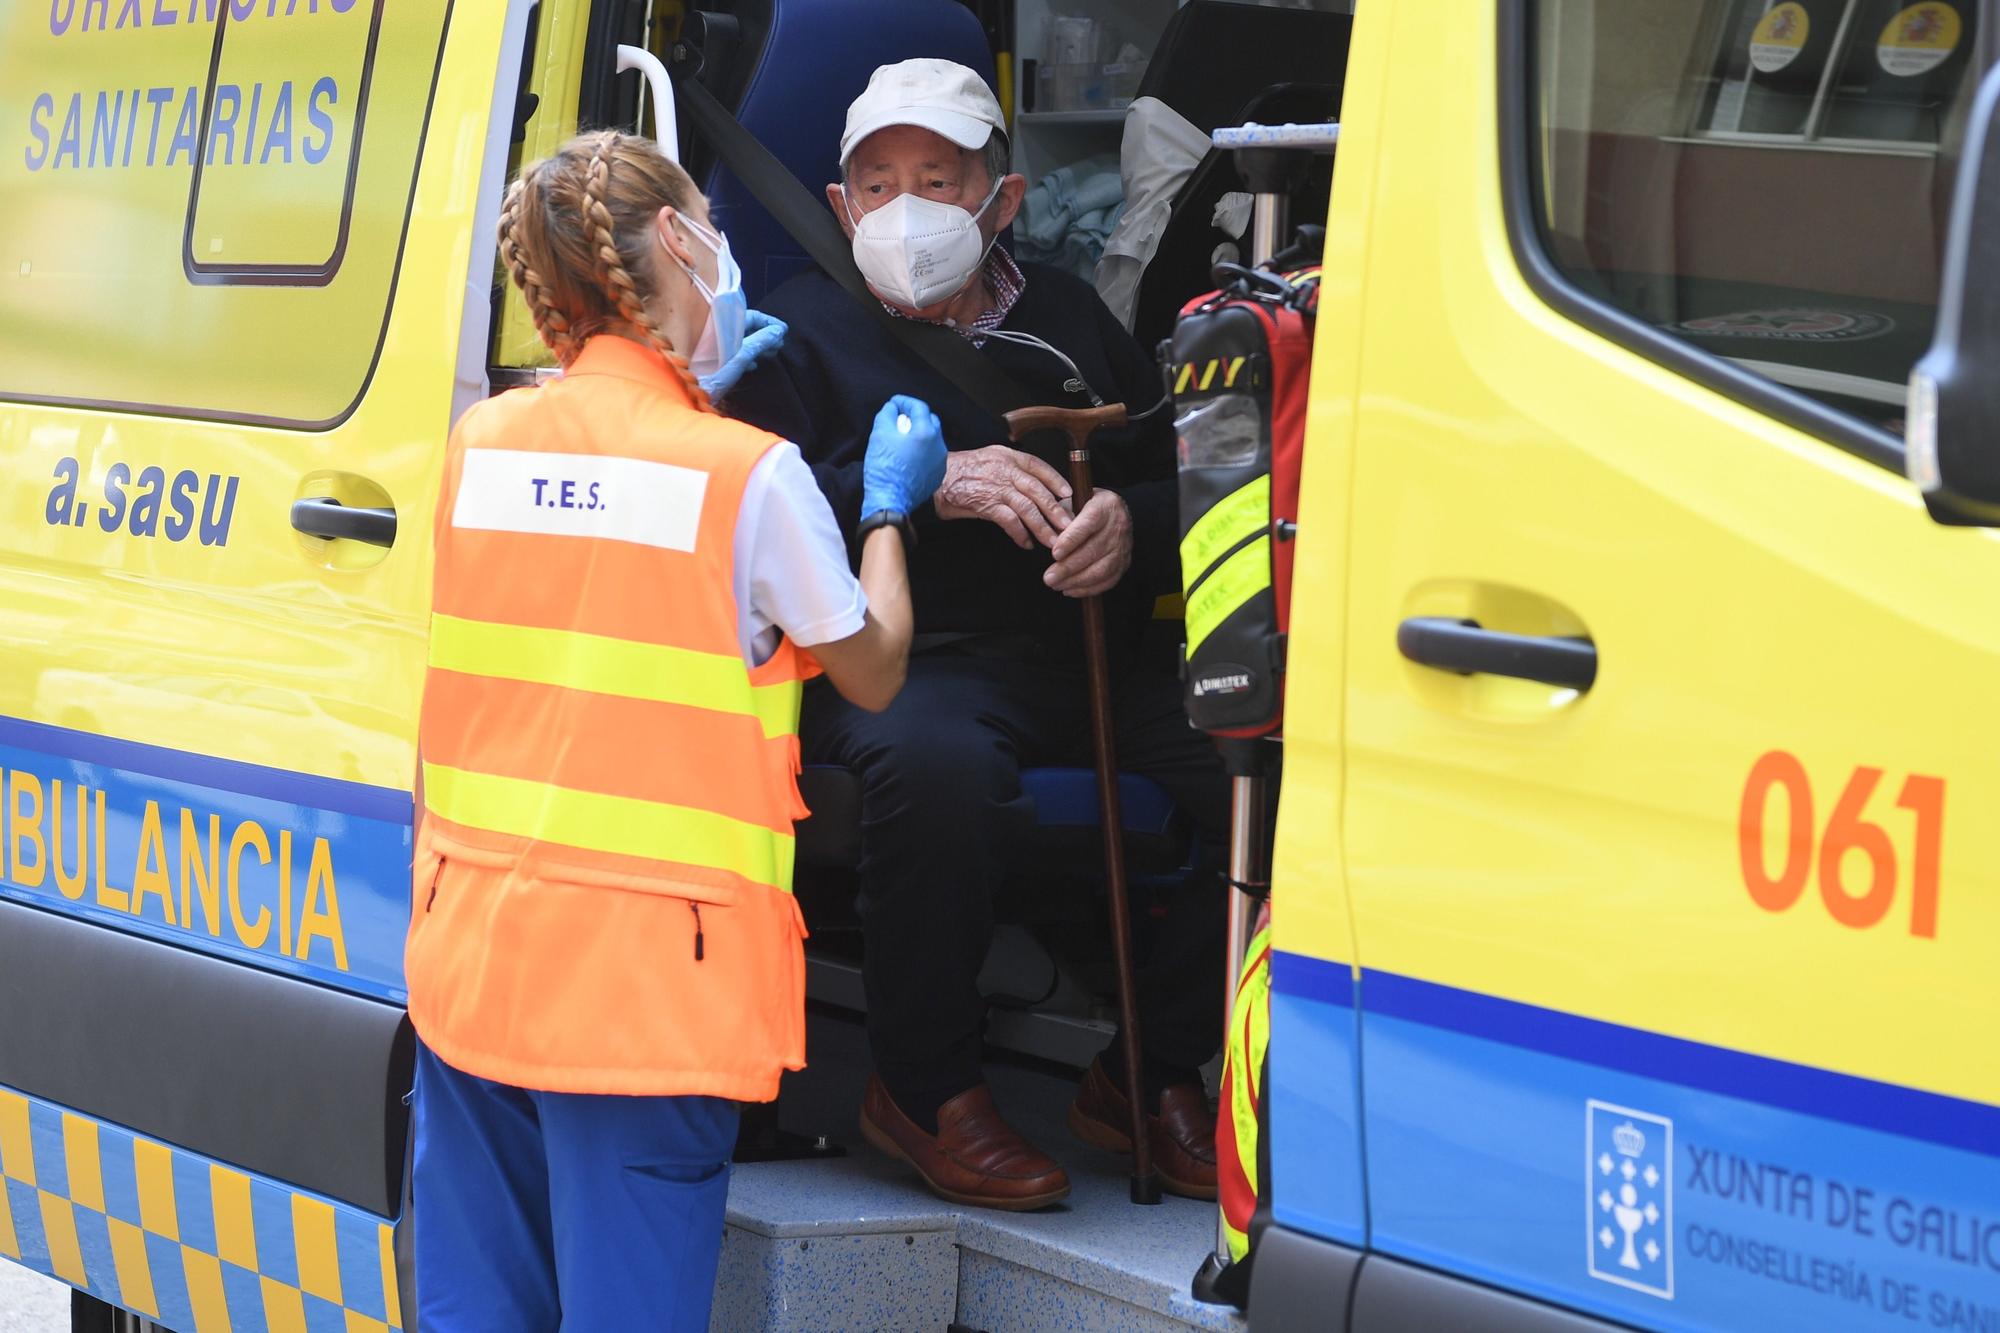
[677,76,1038,418]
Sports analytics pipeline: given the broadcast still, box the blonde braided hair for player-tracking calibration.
[578,134,714,412]
[496,129,717,412]
[498,177,577,364]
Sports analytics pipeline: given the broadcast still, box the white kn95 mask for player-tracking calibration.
[846,177,1004,310]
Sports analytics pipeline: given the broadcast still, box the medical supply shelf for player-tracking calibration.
[1017,109,1134,126]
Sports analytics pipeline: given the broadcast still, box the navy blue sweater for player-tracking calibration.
[727,260,1178,663]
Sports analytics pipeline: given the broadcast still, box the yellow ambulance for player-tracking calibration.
[1253,2,2000,1330]
[0,1,1994,1332]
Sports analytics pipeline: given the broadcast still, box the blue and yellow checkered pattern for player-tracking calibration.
[0,1083,401,1332]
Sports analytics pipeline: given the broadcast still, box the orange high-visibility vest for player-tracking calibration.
[405,336,814,1101]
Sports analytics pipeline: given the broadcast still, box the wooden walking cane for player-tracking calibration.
[1005,402,1162,1206]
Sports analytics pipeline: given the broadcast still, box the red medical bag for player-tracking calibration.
[1170,265,1320,738]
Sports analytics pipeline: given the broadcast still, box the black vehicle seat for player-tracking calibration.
[682,0,997,305]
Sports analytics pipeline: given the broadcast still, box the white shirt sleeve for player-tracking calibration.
[734,442,869,665]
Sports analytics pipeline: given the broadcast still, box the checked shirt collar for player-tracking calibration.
[877,247,1026,345]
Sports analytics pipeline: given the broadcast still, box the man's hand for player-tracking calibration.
[934,446,1074,550]
[1045,489,1132,598]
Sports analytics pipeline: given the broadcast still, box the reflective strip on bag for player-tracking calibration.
[1223,1216,1250,1265]
[1179,474,1271,598]
[428,614,800,740]
[1185,536,1273,658]
[1221,921,1272,1264]
[422,762,796,891]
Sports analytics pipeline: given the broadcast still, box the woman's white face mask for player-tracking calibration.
[845,175,1005,310]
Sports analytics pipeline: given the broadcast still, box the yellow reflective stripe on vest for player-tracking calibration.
[422,762,796,891]
[428,614,800,740]
[1185,536,1272,658]
[1180,474,1270,597]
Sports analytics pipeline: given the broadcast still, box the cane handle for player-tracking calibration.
[1003,403,1128,451]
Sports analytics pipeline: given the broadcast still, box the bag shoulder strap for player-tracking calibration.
[678,76,1038,419]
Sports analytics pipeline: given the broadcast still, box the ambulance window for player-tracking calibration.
[184,5,381,281]
[0,0,453,428]
[1526,0,1979,440]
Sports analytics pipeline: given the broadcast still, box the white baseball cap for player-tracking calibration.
[839,58,1007,167]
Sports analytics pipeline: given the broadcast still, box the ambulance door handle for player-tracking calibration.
[291,497,398,548]
[1397,617,1597,691]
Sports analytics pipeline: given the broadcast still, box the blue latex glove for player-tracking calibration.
[863,395,948,519]
[698,309,787,400]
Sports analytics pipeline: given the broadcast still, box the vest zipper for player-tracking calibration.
[426,857,445,913]
[690,902,705,962]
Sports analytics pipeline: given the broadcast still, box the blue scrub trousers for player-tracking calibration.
[412,1045,740,1332]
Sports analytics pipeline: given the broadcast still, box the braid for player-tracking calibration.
[664,348,717,415]
[498,130,720,407]
[580,135,716,414]
[497,173,576,363]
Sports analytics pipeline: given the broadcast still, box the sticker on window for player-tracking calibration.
[1877,3,1961,77]
[1676,308,1895,343]
[1750,2,1811,74]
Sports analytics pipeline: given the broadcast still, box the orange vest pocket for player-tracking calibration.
[407,856,804,1097]
[562,871,744,908]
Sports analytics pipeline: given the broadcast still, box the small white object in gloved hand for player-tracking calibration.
[862,395,949,520]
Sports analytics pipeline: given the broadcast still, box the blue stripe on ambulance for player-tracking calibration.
[1271,953,2000,1331]
[0,717,412,1001]
[1360,969,1996,1155]
[1267,951,1369,1248]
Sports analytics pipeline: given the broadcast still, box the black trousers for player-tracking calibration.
[801,647,1231,1121]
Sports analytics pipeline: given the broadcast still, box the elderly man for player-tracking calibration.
[729,59,1226,1210]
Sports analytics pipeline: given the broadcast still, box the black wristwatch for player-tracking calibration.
[855,509,915,550]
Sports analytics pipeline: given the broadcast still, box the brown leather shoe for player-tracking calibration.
[1067,1056,1218,1200]
[860,1076,1071,1211]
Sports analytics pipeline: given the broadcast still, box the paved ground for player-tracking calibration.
[0,1262,65,1333]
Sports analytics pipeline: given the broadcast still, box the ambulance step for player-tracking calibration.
[711,1012,1244,1333]
[951,1195,1245,1333]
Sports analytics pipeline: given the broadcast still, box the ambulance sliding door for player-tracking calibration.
[0,0,461,997]
[1340,3,2000,1331]
[0,2,523,1322]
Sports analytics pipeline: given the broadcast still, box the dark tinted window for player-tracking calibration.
[1532,0,1980,434]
